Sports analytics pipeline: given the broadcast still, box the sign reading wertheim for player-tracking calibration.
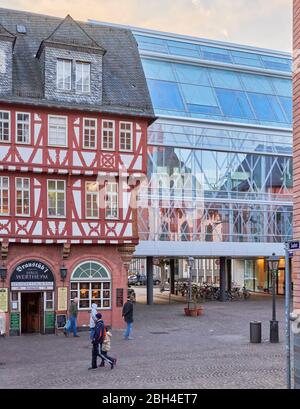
[11,260,54,291]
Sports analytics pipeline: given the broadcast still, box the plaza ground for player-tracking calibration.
[0,289,290,389]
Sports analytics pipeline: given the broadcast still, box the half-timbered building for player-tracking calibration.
[0,9,154,335]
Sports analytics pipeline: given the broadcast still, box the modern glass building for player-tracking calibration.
[91,20,293,294]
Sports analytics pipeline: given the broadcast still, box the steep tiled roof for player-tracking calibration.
[0,8,155,121]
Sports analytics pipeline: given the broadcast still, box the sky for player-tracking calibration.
[0,0,292,52]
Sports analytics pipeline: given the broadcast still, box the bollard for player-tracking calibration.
[250,321,262,343]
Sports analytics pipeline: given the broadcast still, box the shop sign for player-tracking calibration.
[11,260,54,291]
[0,288,8,312]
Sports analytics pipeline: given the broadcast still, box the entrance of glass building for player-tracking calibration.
[21,292,43,334]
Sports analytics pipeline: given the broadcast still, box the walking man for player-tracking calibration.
[122,296,134,340]
[68,297,79,337]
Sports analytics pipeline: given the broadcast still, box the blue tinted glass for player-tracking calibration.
[187,104,221,114]
[168,46,200,58]
[201,46,231,55]
[135,35,168,53]
[147,79,185,111]
[181,84,218,106]
[167,40,199,50]
[174,64,210,86]
[215,89,254,119]
[267,95,287,123]
[240,73,273,94]
[137,43,168,53]
[247,93,284,122]
[263,61,291,71]
[135,35,166,45]
[209,69,242,90]
[260,56,291,72]
[231,50,260,58]
[201,45,233,63]
[202,51,232,63]
[271,78,292,97]
[232,56,263,68]
[142,59,175,81]
[279,97,292,122]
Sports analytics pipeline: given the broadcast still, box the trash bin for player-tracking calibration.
[250,321,261,343]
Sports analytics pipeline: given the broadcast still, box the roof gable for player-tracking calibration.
[37,14,106,57]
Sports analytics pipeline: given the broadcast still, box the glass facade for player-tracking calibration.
[143,59,292,127]
[132,30,292,292]
[135,34,292,73]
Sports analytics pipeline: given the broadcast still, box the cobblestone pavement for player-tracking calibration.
[0,291,290,389]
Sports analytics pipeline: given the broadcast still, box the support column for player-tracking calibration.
[146,256,154,305]
[220,257,226,302]
[227,258,232,292]
[170,259,175,294]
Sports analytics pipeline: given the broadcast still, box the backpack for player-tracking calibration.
[95,320,106,344]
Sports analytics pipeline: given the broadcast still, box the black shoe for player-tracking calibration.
[88,367,97,370]
[74,335,80,337]
[110,363,114,370]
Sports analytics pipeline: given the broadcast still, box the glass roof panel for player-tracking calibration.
[240,73,273,94]
[140,56,292,127]
[174,64,210,86]
[181,84,218,106]
[134,33,291,73]
[271,78,292,97]
[147,79,185,111]
[142,59,175,81]
[209,69,242,90]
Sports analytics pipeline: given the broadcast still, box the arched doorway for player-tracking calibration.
[10,260,55,335]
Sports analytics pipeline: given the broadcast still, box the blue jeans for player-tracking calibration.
[89,327,95,341]
[124,322,133,339]
[68,316,77,337]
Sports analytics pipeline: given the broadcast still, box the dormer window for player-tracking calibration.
[57,59,71,91]
[76,61,90,93]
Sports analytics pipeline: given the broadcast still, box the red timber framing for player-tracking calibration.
[0,104,149,245]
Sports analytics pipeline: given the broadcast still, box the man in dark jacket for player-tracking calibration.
[89,313,107,370]
[66,297,79,337]
[122,297,134,340]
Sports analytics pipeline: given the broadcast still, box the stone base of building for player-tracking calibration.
[1,243,135,336]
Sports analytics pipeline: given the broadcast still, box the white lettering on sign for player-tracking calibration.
[16,262,48,273]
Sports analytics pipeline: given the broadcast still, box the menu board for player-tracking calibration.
[116,288,124,307]
[56,314,67,329]
[45,312,55,329]
[0,288,8,312]
[57,287,68,311]
[10,312,20,330]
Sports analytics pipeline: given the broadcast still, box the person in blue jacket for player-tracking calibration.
[88,313,114,370]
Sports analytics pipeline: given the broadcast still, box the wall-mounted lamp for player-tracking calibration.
[0,266,7,281]
[60,267,67,281]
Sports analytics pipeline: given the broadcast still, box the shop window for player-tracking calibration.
[45,291,54,310]
[70,261,111,310]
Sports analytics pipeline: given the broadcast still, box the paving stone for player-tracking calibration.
[0,294,290,389]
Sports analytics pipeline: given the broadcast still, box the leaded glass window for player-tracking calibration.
[71,262,111,309]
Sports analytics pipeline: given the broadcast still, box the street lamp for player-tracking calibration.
[267,253,280,343]
[188,257,194,305]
